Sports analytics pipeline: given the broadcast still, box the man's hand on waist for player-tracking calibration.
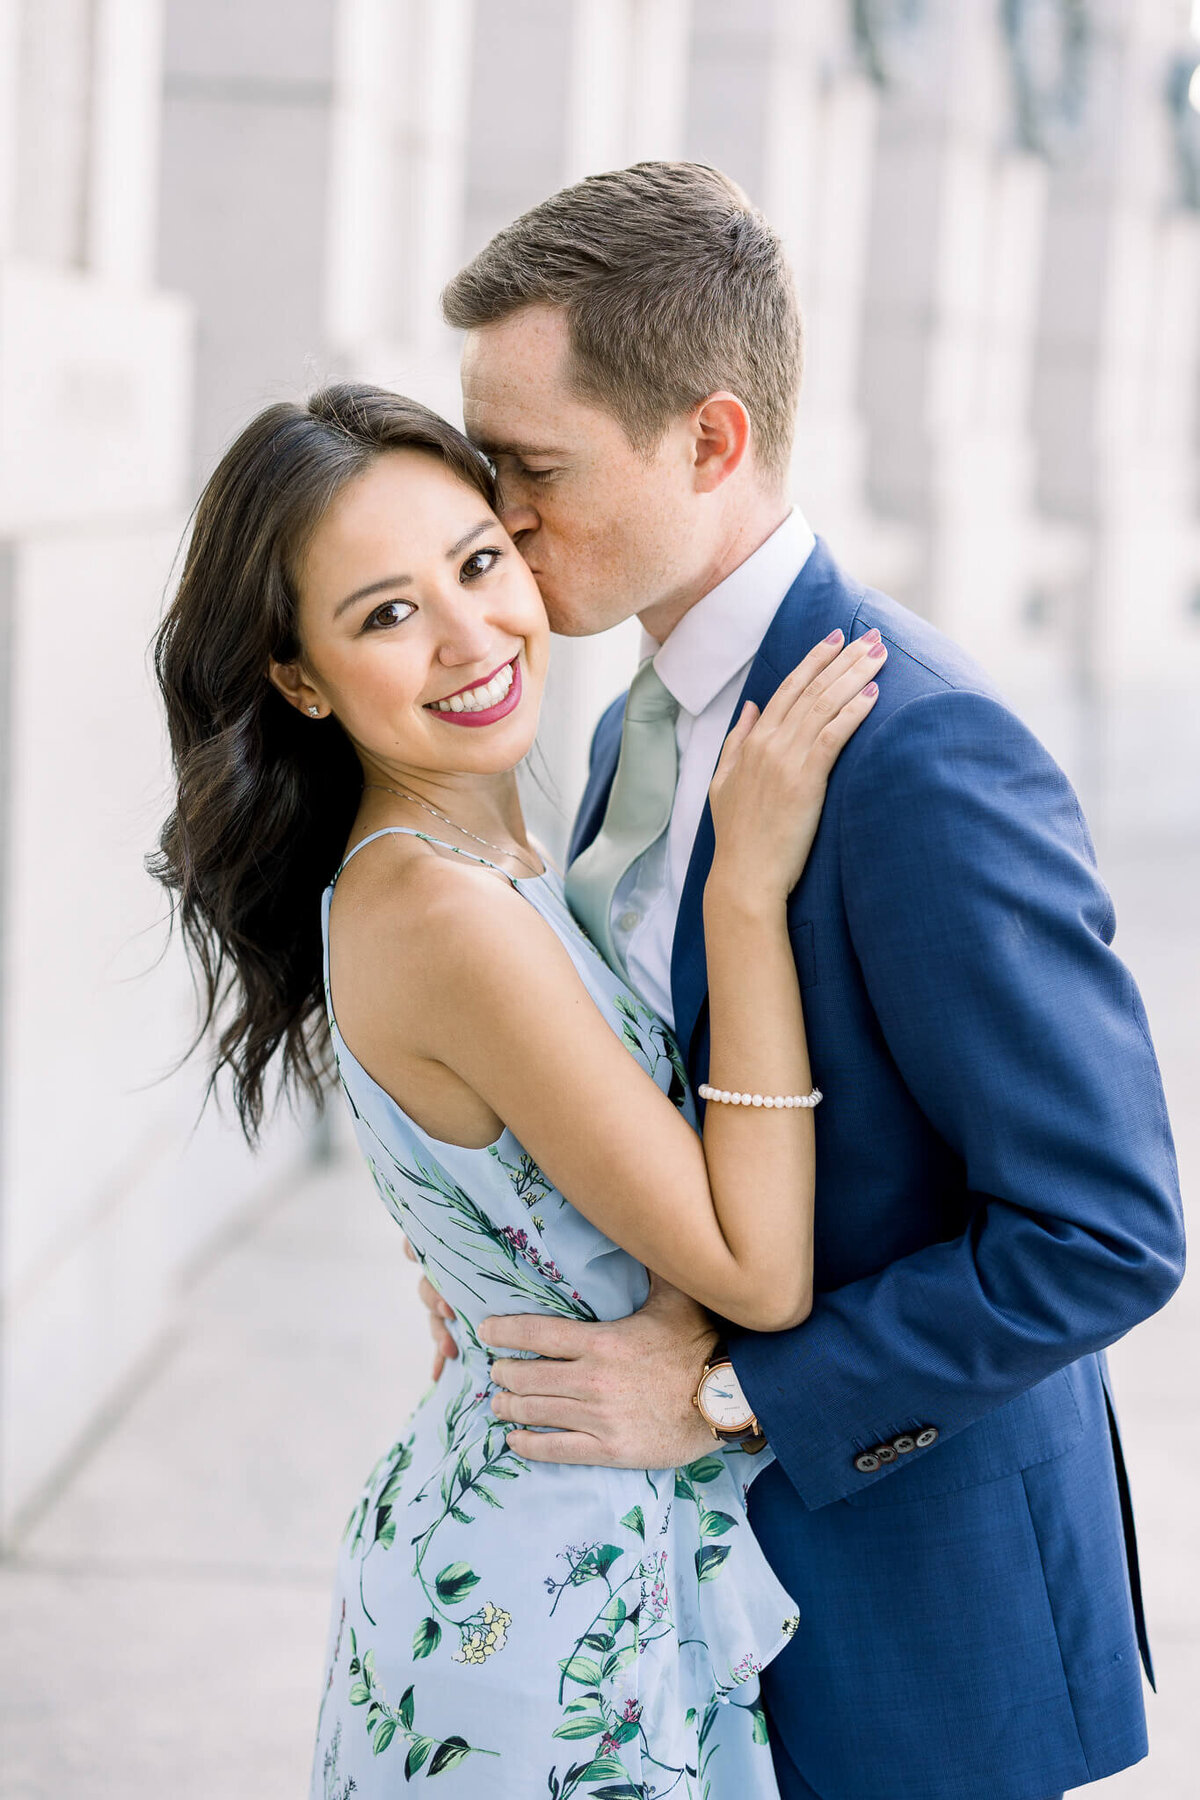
[479,1277,719,1467]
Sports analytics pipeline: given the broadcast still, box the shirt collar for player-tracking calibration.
[641,506,816,717]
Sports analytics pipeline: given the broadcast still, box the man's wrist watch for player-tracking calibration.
[692,1342,767,1452]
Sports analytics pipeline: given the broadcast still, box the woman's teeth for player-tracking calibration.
[432,661,515,714]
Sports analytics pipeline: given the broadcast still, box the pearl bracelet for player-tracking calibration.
[698,1083,823,1110]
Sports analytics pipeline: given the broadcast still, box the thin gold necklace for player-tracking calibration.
[363,783,543,877]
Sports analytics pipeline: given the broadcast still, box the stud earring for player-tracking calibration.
[307,705,320,717]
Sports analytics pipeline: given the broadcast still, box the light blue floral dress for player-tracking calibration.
[312,828,798,1800]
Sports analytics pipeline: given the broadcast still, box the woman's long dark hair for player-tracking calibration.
[149,383,499,1142]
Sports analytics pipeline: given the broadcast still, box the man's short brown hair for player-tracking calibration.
[442,162,802,483]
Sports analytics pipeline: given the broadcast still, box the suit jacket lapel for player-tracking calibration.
[669,537,850,1076]
[567,693,626,866]
[668,652,783,1078]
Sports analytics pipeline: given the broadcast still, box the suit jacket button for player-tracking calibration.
[893,1435,916,1454]
[915,1427,939,1448]
[854,1451,881,1473]
[875,1443,898,1463]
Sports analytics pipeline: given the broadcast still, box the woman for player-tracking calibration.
[151,384,884,1799]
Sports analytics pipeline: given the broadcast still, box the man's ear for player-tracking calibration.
[691,391,752,493]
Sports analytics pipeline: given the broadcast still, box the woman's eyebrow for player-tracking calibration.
[447,519,498,557]
[332,521,496,618]
[333,574,410,619]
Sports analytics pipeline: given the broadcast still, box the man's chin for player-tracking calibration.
[548,616,601,639]
[543,597,637,639]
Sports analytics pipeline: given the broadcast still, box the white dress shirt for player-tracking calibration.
[610,507,817,1031]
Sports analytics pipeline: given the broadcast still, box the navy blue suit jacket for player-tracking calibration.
[568,541,1184,1800]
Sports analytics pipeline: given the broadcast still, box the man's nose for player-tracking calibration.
[497,496,539,544]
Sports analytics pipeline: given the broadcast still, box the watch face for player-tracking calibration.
[698,1364,753,1431]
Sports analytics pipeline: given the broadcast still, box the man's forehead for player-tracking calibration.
[461,397,565,458]
[461,364,575,456]
[460,308,574,422]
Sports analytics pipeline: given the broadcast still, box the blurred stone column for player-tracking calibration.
[327,0,474,418]
[0,0,316,1549]
[159,0,341,476]
[565,0,692,178]
[0,0,191,1542]
[685,0,912,592]
[1033,0,1200,834]
[858,0,1090,771]
[0,2,170,1540]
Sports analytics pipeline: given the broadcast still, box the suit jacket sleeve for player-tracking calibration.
[729,687,1184,1511]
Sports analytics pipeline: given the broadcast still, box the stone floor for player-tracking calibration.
[0,839,1195,1799]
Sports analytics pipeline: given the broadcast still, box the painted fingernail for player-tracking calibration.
[863,628,881,644]
[824,629,844,644]
[861,681,878,697]
[868,641,887,659]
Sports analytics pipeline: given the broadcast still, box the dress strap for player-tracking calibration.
[333,826,518,887]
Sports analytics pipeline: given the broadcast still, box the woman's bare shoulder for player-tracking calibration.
[329,832,548,991]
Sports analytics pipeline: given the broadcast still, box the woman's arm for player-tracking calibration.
[332,633,881,1331]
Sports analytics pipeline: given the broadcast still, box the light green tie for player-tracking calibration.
[566,657,680,975]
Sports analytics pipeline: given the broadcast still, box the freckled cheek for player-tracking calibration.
[582,525,636,597]
[540,506,608,575]
[530,491,589,553]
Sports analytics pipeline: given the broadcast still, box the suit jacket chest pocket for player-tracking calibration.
[787,918,818,990]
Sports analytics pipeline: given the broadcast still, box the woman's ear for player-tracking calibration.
[691,391,752,493]
[267,658,327,719]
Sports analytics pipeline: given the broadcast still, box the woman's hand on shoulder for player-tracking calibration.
[707,627,884,903]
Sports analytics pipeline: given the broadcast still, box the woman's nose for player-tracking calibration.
[435,608,498,667]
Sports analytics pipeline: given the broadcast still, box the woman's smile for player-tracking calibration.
[425,654,522,725]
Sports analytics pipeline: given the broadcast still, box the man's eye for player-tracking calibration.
[365,599,415,630]
[460,547,502,583]
[517,464,557,483]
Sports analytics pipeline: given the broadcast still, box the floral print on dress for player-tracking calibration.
[311,836,798,1797]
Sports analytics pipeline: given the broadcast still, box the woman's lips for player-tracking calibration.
[426,657,522,728]
[434,658,512,702]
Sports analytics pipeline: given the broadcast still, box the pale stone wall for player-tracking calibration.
[1030,0,1200,829]
[0,0,310,1544]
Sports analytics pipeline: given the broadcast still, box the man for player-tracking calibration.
[415,163,1183,1800]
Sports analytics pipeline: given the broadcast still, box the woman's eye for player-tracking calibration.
[460,547,502,583]
[365,599,415,630]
